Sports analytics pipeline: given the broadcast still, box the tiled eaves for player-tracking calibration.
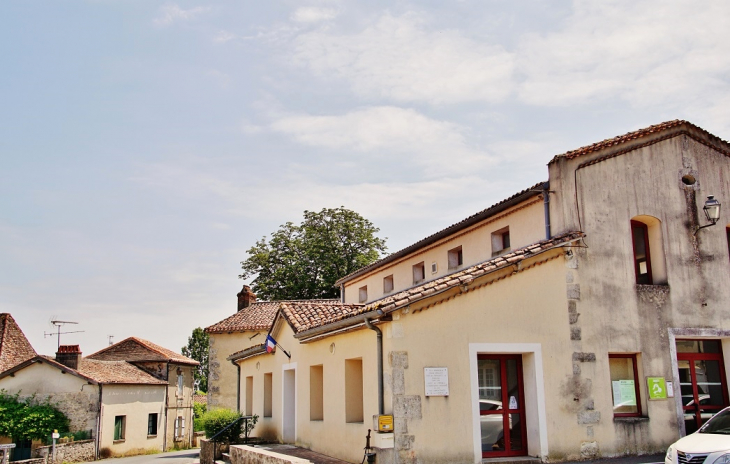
[335,182,547,286]
[279,302,364,334]
[359,230,584,316]
[205,300,340,334]
[299,231,585,341]
[228,343,266,362]
[549,120,730,165]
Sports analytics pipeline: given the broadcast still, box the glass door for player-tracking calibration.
[477,354,527,457]
[677,340,729,434]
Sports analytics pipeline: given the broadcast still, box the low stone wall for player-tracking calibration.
[229,445,311,464]
[200,439,229,464]
[11,459,44,464]
[33,440,95,464]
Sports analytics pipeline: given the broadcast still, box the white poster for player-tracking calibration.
[424,367,449,396]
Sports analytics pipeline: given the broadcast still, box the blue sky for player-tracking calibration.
[3,0,730,355]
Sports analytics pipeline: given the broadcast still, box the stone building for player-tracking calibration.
[87,337,199,450]
[0,324,199,459]
[208,120,730,463]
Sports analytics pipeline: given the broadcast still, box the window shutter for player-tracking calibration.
[174,417,179,437]
[181,418,185,437]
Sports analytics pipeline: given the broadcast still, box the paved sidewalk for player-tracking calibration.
[252,444,354,464]
[564,453,665,464]
[96,449,199,464]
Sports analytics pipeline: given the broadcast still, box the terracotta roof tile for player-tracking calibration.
[335,182,546,286]
[77,358,167,385]
[280,302,363,334]
[0,314,37,372]
[205,300,339,334]
[87,337,198,366]
[549,120,730,164]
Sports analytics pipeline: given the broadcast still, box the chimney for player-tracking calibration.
[56,345,82,370]
[237,285,256,311]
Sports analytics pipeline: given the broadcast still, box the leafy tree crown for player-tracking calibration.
[240,207,387,300]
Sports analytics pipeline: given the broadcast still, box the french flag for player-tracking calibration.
[265,335,276,353]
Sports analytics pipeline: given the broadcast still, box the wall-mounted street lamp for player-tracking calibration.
[695,195,721,235]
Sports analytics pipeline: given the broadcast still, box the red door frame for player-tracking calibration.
[477,354,528,458]
[677,343,729,431]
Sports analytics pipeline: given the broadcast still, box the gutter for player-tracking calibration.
[96,384,103,459]
[364,318,384,415]
[230,359,241,412]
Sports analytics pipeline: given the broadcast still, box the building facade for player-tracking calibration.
[210,121,730,463]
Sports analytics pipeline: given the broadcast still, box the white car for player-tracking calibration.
[666,406,730,464]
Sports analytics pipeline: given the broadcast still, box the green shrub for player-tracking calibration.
[200,408,243,443]
[0,391,69,441]
[193,402,206,420]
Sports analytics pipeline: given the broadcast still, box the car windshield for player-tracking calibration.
[699,409,730,434]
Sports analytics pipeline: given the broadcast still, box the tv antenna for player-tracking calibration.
[44,320,85,349]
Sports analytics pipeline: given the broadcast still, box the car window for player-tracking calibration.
[700,409,730,434]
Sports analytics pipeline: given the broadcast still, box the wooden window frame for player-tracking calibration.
[148,413,158,436]
[609,353,642,417]
[631,220,653,285]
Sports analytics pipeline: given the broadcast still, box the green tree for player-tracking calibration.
[0,391,69,441]
[182,328,209,393]
[240,207,387,300]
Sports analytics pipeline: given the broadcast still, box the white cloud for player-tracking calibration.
[517,0,730,114]
[154,3,209,26]
[267,106,496,178]
[291,7,338,23]
[289,12,515,104]
[214,30,237,43]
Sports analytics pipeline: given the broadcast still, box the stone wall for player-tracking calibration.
[199,439,228,464]
[33,439,95,464]
[21,391,99,434]
[229,445,310,464]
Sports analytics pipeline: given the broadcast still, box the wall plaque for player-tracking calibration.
[424,367,449,396]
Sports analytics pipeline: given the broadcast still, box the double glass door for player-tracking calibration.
[677,340,729,434]
[477,354,527,457]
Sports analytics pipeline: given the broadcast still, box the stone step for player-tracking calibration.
[482,457,541,464]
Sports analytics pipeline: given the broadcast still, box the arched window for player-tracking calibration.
[630,216,667,285]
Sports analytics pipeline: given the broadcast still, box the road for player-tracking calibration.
[95,449,199,464]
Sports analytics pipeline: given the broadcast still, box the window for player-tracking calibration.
[631,220,652,284]
[448,246,463,269]
[491,227,511,256]
[245,376,253,416]
[114,416,125,441]
[345,358,364,423]
[359,286,368,303]
[177,374,184,396]
[264,373,273,417]
[726,227,729,260]
[310,365,324,421]
[174,416,185,440]
[609,354,642,417]
[383,275,394,293]
[630,216,667,284]
[413,262,425,284]
[148,413,158,436]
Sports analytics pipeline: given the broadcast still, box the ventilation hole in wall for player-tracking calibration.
[682,174,696,185]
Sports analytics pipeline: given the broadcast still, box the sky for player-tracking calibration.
[3,0,730,356]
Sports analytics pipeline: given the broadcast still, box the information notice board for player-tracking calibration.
[424,367,449,396]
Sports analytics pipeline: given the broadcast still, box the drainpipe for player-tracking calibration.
[163,364,169,452]
[230,359,241,412]
[543,182,552,240]
[96,384,103,459]
[363,318,384,415]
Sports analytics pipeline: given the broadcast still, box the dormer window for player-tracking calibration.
[359,286,368,303]
[413,262,425,284]
[491,227,511,256]
[383,275,394,293]
[448,246,463,269]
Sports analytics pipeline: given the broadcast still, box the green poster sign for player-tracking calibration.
[647,377,667,400]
